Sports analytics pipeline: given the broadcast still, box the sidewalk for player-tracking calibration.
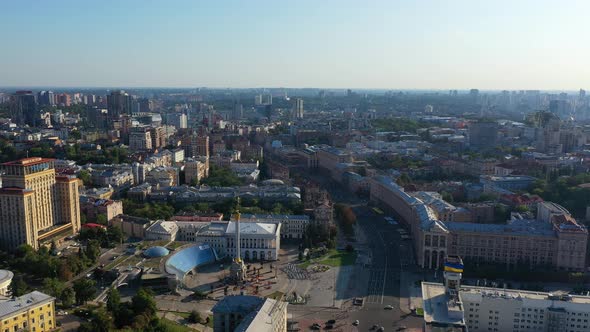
[399,270,424,314]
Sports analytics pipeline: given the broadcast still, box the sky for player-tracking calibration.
[1,0,589,90]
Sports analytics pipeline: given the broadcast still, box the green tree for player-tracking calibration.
[132,288,157,317]
[73,278,96,305]
[106,288,121,313]
[78,308,113,332]
[9,275,29,297]
[107,225,124,246]
[42,278,65,298]
[96,214,108,225]
[86,239,101,262]
[188,310,201,324]
[78,170,92,186]
[60,287,75,308]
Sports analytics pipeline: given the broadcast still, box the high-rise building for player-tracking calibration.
[37,91,55,106]
[254,94,263,105]
[232,101,243,121]
[55,93,71,107]
[181,135,209,158]
[184,157,209,185]
[469,89,480,104]
[292,98,304,119]
[129,127,153,151]
[107,90,132,121]
[84,94,96,106]
[165,112,188,129]
[150,126,167,149]
[0,158,81,251]
[10,91,38,127]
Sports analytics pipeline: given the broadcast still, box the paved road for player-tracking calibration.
[296,173,421,330]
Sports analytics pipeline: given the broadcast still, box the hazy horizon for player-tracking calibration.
[2,0,589,90]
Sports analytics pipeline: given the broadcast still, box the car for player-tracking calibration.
[324,324,333,330]
[384,304,394,310]
[326,319,336,324]
[371,325,379,330]
[352,320,359,326]
[377,327,385,332]
[310,323,321,330]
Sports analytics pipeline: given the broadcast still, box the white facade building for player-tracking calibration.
[237,214,309,239]
[195,221,280,261]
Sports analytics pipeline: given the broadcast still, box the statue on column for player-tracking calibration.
[229,198,246,283]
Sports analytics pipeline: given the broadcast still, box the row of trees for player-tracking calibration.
[200,165,244,187]
[3,243,100,283]
[63,144,130,165]
[122,199,176,220]
[79,287,168,332]
[77,225,124,248]
[530,174,590,218]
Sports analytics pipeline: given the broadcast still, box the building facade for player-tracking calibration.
[237,214,309,239]
[0,291,55,332]
[0,158,81,251]
[212,295,287,332]
[195,221,280,261]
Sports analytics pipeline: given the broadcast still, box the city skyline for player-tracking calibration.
[2,0,590,90]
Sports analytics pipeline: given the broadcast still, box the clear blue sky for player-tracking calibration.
[1,0,589,89]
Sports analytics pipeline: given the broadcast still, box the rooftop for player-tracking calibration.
[0,291,54,319]
[445,219,555,237]
[226,221,278,236]
[421,283,465,326]
[1,157,55,166]
[212,295,264,314]
[0,270,13,284]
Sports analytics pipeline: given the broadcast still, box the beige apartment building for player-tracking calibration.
[369,175,588,271]
[184,156,209,185]
[0,158,81,251]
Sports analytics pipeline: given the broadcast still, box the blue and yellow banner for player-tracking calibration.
[444,262,464,273]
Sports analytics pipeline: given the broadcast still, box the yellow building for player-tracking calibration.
[0,291,55,332]
[0,158,81,251]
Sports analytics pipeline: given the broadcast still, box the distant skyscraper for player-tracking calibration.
[107,90,132,121]
[469,89,480,104]
[84,94,96,106]
[37,91,55,106]
[232,101,243,121]
[138,98,151,113]
[254,94,263,105]
[579,89,586,100]
[468,121,498,150]
[10,91,38,127]
[292,98,304,119]
[263,94,272,105]
[55,93,71,107]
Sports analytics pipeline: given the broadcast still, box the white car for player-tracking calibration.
[353,320,360,326]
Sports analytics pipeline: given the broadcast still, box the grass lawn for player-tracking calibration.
[415,307,424,316]
[299,249,357,269]
[167,241,188,250]
[160,318,195,332]
[104,255,129,270]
